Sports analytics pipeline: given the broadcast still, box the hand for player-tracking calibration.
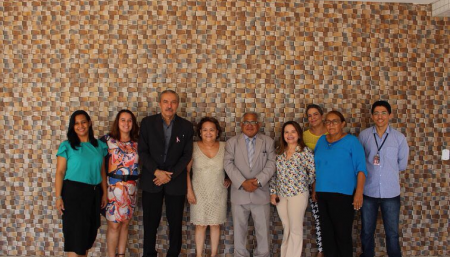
[270,194,278,206]
[187,190,197,205]
[311,190,317,203]
[101,194,107,209]
[311,182,317,202]
[353,192,363,210]
[251,179,260,188]
[223,178,231,188]
[242,179,258,192]
[56,198,65,215]
[153,170,173,186]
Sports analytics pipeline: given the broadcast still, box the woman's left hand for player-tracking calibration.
[101,194,107,209]
[353,192,363,210]
[223,178,231,188]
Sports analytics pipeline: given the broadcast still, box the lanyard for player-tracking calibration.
[374,133,389,154]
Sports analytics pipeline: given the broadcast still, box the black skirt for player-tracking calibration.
[61,180,101,255]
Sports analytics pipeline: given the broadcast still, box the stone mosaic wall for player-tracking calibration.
[0,0,448,256]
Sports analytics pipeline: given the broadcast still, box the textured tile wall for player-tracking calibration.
[0,0,448,256]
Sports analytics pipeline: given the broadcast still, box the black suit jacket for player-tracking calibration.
[138,113,194,195]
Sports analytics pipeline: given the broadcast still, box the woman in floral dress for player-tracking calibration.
[101,110,139,257]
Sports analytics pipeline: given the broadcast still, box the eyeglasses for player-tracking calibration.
[242,121,258,126]
[373,111,389,116]
[324,119,341,126]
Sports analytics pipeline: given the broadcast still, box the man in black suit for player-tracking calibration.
[138,89,194,257]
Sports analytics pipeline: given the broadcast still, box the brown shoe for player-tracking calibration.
[316,252,325,257]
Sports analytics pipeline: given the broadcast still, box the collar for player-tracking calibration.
[372,125,391,136]
[244,134,257,141]
[161,113,176,126]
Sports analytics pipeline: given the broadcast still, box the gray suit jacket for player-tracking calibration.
[224,133,276,205]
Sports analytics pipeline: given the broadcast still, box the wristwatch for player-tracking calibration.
[256,179,262,188]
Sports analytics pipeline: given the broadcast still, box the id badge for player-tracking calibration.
[373,154,380,165]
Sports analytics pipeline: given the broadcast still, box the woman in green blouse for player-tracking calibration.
[55,110,108,257]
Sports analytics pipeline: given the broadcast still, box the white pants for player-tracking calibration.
[276,191,309,257]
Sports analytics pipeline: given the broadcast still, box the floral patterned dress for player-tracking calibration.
[102,134,139,223]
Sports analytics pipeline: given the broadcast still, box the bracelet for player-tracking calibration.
[56,196,62,200]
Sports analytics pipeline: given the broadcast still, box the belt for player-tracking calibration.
[64,179,101,189]
[107,173,140,182]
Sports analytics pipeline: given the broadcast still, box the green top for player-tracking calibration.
[56,140,108,185]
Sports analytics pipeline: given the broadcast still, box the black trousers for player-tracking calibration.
[142,190,185,257]
[317,192,355,257]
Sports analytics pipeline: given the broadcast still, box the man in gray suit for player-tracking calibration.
[224,112,276,257]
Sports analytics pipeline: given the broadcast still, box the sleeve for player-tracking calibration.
[99,139,109,157]
[269,156,278,195]
[56,141,68,159]
[223,138,247,189]
[169,122,194,179]
[358,128,370,151]
[351,136,367,177]
[397,134,409,171]
[304,148,316,185]
[255,137,276,186]
[138,117,159,175]
[358,130,365,146]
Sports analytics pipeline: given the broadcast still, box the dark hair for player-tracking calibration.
[197,117,222,140]
[371,101,392,114]
[159,89,179,103]
[67,110,98,150]
[325,110,346,123]
[306,104,324,116]
[276,121,306,155]
[110,109,139,142]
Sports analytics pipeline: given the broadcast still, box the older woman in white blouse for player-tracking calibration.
[270,121,315,257]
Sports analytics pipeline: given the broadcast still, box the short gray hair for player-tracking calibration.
[159,89,179,102]
[242,112,259,121]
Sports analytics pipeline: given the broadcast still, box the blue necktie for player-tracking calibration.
[247,137,255,168]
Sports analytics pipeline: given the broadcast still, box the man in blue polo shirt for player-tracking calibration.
[358,101,409,257]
